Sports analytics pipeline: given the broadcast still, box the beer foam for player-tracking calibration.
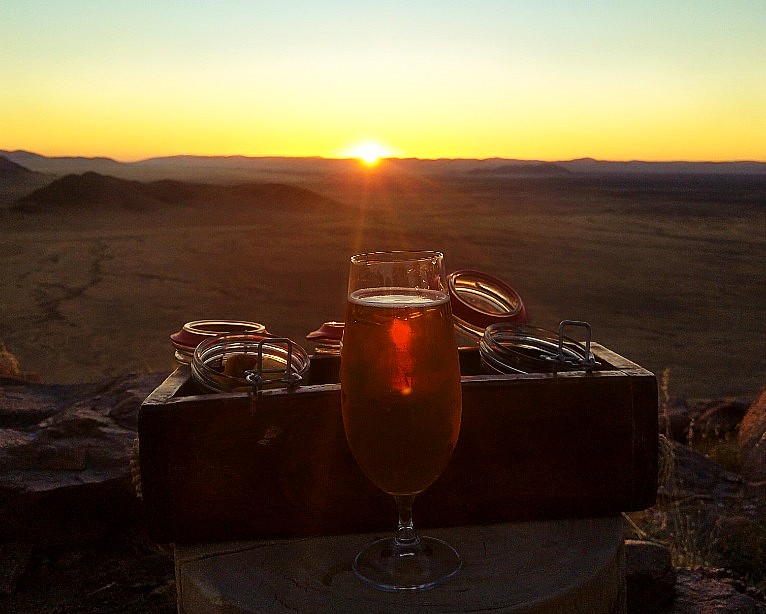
[349,287,449,308]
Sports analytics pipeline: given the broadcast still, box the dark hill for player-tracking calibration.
[17,172,160,212]
[0,155,53,204]
[0,155,39,177]
[15,172,339,213]
[210,182,338,207]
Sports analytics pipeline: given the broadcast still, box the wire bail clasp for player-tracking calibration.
[554,320,600,373]
[244,337,304,392]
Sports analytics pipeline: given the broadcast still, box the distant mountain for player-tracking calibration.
[559,158,766,175]
[468,161,571,176]
[0,150,126,175]
[2,150,765,180]
[14,171,338,213]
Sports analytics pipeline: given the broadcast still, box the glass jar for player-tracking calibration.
[479,321,598,375]
[447,270,527,346]
[170,320,268,364]
[191,332,310,393]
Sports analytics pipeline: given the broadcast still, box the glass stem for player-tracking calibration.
[394,494,420,550]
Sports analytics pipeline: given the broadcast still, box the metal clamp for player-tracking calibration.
[553,320,600,373]
[243,337,304,391]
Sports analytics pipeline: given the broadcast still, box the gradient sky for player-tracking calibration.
[1,1,765,162]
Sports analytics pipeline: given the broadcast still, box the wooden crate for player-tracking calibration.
[139,345,657,543]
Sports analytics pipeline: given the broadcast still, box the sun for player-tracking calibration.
[346,141,391,166]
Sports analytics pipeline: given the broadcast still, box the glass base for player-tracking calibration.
[352,535,462,591]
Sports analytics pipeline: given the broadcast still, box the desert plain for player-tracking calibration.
[1,156,765,399]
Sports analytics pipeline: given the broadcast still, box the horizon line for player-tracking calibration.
[3,149,766,166]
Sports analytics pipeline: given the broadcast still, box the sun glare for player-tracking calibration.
[347,141,390,166]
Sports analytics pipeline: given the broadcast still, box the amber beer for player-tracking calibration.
[341,287,462,496]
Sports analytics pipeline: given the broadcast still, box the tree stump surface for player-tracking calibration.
[175,516,626,613]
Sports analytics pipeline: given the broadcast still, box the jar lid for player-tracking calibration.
[171,320,268,355]
[448,270,528,331]
[306,321,344,355]
[305,321,344,343]
[191,333,310,393]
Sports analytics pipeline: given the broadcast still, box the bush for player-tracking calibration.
[0,342,22,377]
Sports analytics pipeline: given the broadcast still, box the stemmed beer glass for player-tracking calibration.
[340,250,463,591]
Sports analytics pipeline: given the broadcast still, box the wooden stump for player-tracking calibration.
[175,516,626,613]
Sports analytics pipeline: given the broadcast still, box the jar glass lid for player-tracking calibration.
[171,320,268,354]
[448,270,528,331]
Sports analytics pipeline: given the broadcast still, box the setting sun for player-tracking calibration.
[346,142,392,166]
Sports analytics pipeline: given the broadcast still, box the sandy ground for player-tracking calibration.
[1,171,765,398]
[1,168,765,611]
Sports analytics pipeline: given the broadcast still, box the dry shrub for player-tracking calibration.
[626,367,766,595]
[0,342,22,377]
[694,434,743,474]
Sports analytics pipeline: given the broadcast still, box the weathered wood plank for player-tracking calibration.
[139,345,658,543]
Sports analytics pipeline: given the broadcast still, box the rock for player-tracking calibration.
[673,568,766,613]
[662,396,752,447]
[694,398,752,442]
[625,540,676,612]
[0,541,33,596]
[0,376,99,427]
[660,396,693,442]
[714,514,766,584]
[0,371,169,543]
[659,440,744,502]
[647,438,764,596]
[740,388,766,484]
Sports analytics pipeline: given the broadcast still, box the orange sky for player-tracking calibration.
[1,2,765,162]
